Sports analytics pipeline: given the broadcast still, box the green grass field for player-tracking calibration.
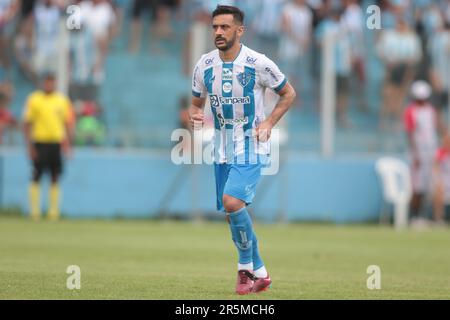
[0,216,449,299]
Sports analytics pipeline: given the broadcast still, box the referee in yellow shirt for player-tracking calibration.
[23,73,74,221]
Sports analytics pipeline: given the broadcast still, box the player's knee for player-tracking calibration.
[222,194,245,213]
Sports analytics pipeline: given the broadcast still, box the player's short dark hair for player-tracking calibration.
[41,72,56,82]
[212,5,244,25]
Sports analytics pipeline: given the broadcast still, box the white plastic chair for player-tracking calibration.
[375,157,412,230]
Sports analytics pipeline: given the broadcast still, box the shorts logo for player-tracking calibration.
[222,82,232,93]
[236,231,252,250]
[236,71,253,87]
[222,68,233,81]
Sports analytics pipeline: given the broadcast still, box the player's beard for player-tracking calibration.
[215,32,237,51]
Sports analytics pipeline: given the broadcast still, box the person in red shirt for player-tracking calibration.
[403,80,445,222]
[432,133,450,225]
[0,91,17,144]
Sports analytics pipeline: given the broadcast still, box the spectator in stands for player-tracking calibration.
[251,0,284,61]
[111,0,127,41]
[444,0,450,25]
[428,21,450,117]
[0,61,13,102]
[128,0,179,54]
[279,0,312,109]
[0,91,17,144]
[0,0,18,74]
[74,100,105,146]
[33,0,61,76]
[68,23,100,102]
[79,0,116,78]
[14,14,37,84]
[415,1,444,80]
[403,80,444,225]
[432,132,450,225]
[377,16,422,132]
[342,0,368,113]
[316,8,353,128]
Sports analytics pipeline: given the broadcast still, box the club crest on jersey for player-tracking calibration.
[236,71,252,87]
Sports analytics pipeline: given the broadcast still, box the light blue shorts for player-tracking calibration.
[214,158,268,212]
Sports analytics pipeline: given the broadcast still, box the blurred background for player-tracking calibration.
[0,0,449,226]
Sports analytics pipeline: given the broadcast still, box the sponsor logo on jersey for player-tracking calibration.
[222,68,233,81]
[222,82,232,93]
[265,67,279,82]
[205,58,214,65]
[216,113,249,127]
[246,56,257,64]
[210,94,250,107]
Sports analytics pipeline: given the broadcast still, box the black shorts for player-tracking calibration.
[132,0,159,20]
[389,64,408,85]
[432,91,449,111]
[33,143,63,178]
[336,75,350,94]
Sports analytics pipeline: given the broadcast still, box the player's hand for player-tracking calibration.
[190,113,204,130]
[62,140,73,159]
[413,156,420,168]
[255,120,273,142]
[28,144,37,161]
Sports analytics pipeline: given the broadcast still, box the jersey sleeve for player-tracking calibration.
[258,55,287,93]
[192,59,206,98]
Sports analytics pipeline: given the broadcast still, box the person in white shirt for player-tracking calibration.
[377,17,422,132]
[279,0,312,110]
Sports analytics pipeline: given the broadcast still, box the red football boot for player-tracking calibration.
[251,274,272,293]
[235,270,255,295]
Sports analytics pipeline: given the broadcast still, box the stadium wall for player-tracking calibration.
[0,148,385,223]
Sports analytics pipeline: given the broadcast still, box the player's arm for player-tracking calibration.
[256,82,296,142]
[22,98,37,160]
[23,120,36,160]
[188,96,206,129]
[189,58,207,129]
[62,100,75,156]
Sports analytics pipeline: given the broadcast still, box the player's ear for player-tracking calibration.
[237,25,244,37]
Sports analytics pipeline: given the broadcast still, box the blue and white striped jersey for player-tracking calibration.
[192,44,287,164]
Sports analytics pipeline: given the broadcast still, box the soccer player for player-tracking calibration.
[189,5,296,295]
[23,73,73,222]
[403,80,444,224]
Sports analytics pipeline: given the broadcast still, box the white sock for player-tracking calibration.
[238,262,253,271]
[254,266,268,278]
